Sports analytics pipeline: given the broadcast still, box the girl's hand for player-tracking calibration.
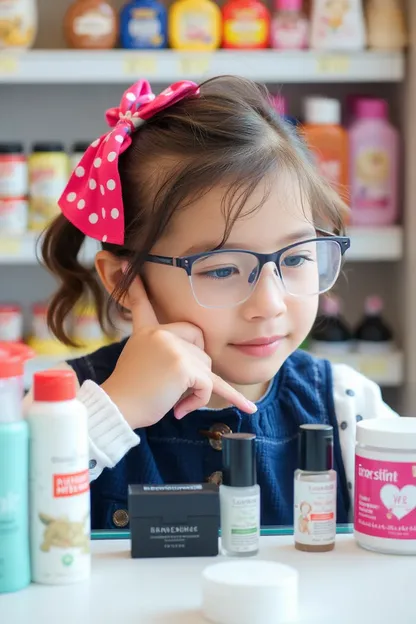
[101,278,257,430]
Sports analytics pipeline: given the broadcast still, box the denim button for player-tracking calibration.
[89,459,97,469]
[346,389,355,397]
[356,415,363,422]
[207,471,223,485]
[112,509,129,528]
[200,423,232,451]
[340,421,348,430]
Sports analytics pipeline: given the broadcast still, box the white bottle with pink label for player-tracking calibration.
[349,98,399,226]
[271,0,308,50]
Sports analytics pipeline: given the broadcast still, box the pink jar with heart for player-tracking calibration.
[354,418,416,555]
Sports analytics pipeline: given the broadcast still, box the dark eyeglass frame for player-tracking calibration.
[146,230,351,281]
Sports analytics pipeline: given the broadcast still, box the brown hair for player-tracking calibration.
[42,76,347,346]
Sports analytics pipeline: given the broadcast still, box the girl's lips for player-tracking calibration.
[230,336,285,358]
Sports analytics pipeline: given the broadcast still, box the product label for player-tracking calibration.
[73,12,113,38]
[180,13,214,45]
[0,305,22,341]
[224,13,267,46]
[354,146,390,211]
[294,479,336,545]
[0,155,27,197]
[228,495,260,552]
[355,455,416,540]
[128,12,163,46]
[29,419,90,582]
[0,0,36,48]
[272,17,308,50]
[313,2,361,47]
[0,197,28,235]
[53,470,89,498]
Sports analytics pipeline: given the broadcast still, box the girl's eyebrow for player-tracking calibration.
[181,227,317,256]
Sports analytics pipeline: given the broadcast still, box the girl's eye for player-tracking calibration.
[282,254,311,268]
[201,266,239,279]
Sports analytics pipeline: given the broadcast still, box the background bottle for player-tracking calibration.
[120,0,168,49]
[310,0,366,50]
[309,295,352,354]
[354,295,394,354]
[28,370,90,585]
[0,343,33,594]
[222,0,270,49]
[220,433,260,557]
[294,424,336,553]
[303,97,349,204]
[366,0,407,51]
[271,0,308,50]
[349,98,399,227]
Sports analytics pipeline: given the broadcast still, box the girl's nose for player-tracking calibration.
[242,263,287,320]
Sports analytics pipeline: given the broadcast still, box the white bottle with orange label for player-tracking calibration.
[28,370,90,584]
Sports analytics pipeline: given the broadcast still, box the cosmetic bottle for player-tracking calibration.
[220,433,260,557]
[0,343,33,594]
[28,370,90,584]
[294,424,336,552]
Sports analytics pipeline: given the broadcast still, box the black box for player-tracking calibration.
[128,483,220,558]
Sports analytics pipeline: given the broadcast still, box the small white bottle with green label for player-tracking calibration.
[219,433,260,557]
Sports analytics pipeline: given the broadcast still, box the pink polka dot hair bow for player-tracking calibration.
[58,79,200,245]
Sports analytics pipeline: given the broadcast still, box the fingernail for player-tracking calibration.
[246,400,257,413]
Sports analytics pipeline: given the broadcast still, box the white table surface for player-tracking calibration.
[2,534,415,624]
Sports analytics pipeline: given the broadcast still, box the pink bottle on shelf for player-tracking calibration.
[349,98,399,226]
[271,0,308,50]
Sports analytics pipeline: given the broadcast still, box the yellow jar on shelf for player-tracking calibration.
[0,0,37,49]
[72,302,110,352]
[28,143,69,231]
[169,0,221,51]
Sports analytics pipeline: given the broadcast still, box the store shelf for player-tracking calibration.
[0,227,403,265]
[23,349,404,390]
[0,50,405,85]
[347,225,403,261]
[308,350,404,387]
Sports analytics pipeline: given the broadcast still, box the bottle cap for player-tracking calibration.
[304,97,341,125]
[0,342,34,379]
[276,0,302,11]
[270,94,287,116]
[222,433,257,487]
[356,98,388,120]
[364,295,383,316]
[33,369,77,402]
[32,142,65,153]
[320,295,341,317]
[298,424,333,472]
[0,142,24,154]
[72,141,92,153]
[202,560,299,624]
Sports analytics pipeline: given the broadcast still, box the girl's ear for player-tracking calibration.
[95,251,126,304]
[95,251,148,313]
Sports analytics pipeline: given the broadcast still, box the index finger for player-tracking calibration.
[127,276,159,330]
[211,373,257,414]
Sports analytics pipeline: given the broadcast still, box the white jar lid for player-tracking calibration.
[304,97,341,125]
[356,417,416,450]
[201,560,299,624]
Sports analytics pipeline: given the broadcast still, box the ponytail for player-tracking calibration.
[41,215,106,347]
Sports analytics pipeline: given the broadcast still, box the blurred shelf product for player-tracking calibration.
[0,50,404,84]
[307,350,403,387]
[0,226,403,265]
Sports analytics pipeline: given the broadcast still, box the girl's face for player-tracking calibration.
[142,172,319,404]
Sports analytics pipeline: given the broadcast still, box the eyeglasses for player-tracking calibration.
[146,233,350,309]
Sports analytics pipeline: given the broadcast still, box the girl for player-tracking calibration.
[35,76,396,530]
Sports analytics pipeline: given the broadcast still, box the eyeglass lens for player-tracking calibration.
[189,239,342,308]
